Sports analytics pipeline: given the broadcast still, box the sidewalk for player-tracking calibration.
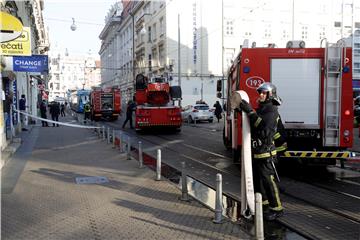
[1,116,250,240]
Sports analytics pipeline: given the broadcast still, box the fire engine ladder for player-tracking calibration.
[323,41,345,146]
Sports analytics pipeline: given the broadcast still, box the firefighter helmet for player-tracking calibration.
[256,82,282,105]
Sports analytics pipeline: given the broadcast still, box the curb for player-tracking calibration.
[0,138,22,170]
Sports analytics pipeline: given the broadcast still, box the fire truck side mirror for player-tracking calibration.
[217,92,222,98]
[216,79,222,92]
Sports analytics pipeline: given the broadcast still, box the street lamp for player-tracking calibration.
[70,18,77,31]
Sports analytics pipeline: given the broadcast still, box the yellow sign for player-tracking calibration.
[0,27,31,56]
[0,11,24,42]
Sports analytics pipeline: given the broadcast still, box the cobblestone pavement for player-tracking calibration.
[1,118,250,240]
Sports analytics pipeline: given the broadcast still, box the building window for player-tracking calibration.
[152,23,157,41]
[148,26,152,42]
[159,17,164,36]
[334,21,341,28]
[264,24,271,38]
[301,25,308,40]
[225,19,234,36]
[319,26,326,40]
[159,45,165,66]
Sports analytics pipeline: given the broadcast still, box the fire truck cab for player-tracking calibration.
[218,39,353,165]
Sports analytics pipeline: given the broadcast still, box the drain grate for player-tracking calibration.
[75,176,109,184]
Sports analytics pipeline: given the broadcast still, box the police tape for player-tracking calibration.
[14,110,101,129]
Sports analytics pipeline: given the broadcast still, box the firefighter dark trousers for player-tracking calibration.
[253,157,283,211]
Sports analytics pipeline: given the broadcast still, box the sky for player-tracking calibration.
[43,0,117,57]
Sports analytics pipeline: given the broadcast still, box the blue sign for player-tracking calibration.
[13,55,48,73]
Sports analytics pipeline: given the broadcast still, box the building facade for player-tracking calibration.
[99,0,359,106]
[1,0,49,153]
[48,47,101,101]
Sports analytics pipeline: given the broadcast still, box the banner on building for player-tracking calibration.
[13,55,49,73]
[0,27,31,56]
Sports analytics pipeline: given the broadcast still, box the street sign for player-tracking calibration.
[13,55,49,73]
[0,27,31,56]
[0,11,23,43]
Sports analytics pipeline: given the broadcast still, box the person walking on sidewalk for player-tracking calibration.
[213,101,223,123]
[60,103,66,117]
[49,101,60,127]
[238,82,284,221]
[40,100,49,127]
[122,98,136,129]
[19,94,28,131]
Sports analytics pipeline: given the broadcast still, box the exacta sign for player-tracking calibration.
[0,27,31,56]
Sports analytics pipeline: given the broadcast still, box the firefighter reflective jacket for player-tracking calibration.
[248,101,279,159]
[274,116,287,154]
[84,104,91,113]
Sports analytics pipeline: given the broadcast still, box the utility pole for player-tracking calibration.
[178,14,181,106]
[132,13,136,100]
[292,0,295,40]
[221,0,225,106]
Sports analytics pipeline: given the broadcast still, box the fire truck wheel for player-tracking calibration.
[208,119,213,123]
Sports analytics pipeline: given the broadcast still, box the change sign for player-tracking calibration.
[13,55,48,73]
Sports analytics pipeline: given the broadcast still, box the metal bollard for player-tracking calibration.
[107,127,110,144]
[213,173,223,224]
[255,193,264,240]
[102,126,105,140]
[118,132,123,152]
[127,136,131,160]
[138,141,143,168]
[112,129,116,148]
[180,162,190,201]
[156,149,161,181]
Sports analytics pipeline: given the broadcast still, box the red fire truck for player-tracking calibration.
[134,74,182,131]
[218,40,353,165]
[90,87,121,121]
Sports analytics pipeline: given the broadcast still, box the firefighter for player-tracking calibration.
[122,98,136,129]
[238,82,284,221]
[84,103,91,123]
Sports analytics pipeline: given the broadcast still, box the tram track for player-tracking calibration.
[93,119,360,239]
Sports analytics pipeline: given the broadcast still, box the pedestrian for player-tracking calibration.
[83,103,91,123]
[19,94,28,131]
[60,103,66,117]
[40,100,49,127]
[238,82,284,221]
[122,98,136,129]
[213,100,223,123]
[49,101,60,127]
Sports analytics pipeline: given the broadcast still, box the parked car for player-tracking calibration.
[182,104,214,123]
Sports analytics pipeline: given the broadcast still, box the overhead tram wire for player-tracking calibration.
[45,17,104,27]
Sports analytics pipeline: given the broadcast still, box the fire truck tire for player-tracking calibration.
[170,86,182,99]
[208,119,213,123]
